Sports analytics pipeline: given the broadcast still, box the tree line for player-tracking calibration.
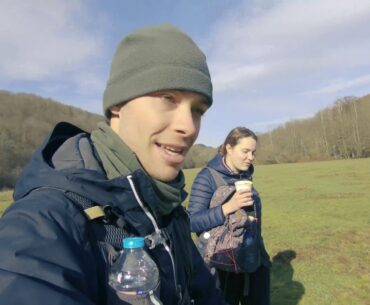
[256,95,370,164]
[1,90,369,189]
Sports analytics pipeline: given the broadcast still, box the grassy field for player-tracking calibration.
[185,158,370,305]
[1,158,370,304]
[0,190,13,216]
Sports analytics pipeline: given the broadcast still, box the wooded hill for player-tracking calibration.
[257,95,370,164]
[1,90,370,188]
[0,90,216,188]
[0,91,102,188]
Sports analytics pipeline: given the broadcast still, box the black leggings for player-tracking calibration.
[217,265,270,305]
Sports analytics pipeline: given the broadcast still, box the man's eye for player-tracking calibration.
[160,95,175,103]
[192,108,206,117]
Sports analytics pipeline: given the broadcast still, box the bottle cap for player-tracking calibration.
[123,237,145,249]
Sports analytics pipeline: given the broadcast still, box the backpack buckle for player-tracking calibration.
[145,230,166,249]
[101,205,126,228]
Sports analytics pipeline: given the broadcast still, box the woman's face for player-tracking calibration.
[225,136,257,173]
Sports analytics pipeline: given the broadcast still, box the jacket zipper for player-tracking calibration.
[127,175,179,295]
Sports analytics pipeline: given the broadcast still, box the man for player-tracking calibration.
[0,24,225,305]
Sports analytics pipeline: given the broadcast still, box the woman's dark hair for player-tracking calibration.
[218,127,258,156]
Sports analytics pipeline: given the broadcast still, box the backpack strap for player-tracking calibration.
[30,184,169,254]
[206,167,227,188]
[64,191,106,220]
[64,191,128,248]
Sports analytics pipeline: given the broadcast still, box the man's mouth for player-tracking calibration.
[156,143,188,165]
[160,144,185,155]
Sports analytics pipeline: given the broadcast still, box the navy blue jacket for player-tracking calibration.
[0,122,225,305]
[188,154,270,267]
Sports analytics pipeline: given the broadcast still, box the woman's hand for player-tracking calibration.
[222,189,254,216]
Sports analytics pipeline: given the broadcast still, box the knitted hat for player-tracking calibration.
[103,24,213,117]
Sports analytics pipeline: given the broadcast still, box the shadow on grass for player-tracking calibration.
[271,250,304,305]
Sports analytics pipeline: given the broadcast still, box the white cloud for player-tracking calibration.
[208,0,370,94]
[0,0,104,81]
[211,64,267,92]
[306,74,370,95]
[248,117,295,132]
[71,72,107,97]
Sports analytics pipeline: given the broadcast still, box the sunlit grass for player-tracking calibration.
[1,158,369,304]
[0,190,13,215]
[184,158,370,305]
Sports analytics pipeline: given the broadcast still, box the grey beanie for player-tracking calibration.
[103,24,213,117]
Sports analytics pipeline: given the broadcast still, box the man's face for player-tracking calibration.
[111,90,209,181]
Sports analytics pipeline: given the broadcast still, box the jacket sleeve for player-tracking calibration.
[0,191,102,305]
[190,241,227,305]
[188,168,225,233]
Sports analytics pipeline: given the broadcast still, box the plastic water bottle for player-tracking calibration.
[197,231,210,258]
[109,237,162,305]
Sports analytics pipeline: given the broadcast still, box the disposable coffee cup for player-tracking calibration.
[234,180,253,191]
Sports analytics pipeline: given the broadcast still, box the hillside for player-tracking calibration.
[257,95,370,164]
[0,91,104,188]
[183,143,217,168]
[0,90,216,188]
[1,90,370,188]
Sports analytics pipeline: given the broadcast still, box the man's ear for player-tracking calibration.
[110,105,121,118]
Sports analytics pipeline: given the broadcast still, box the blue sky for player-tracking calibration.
[1,0,370,146]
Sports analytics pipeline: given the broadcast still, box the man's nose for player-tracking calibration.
[173,105,198,137]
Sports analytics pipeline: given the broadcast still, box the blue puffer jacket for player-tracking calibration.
[188,154,270,267]
[0,122,226,305]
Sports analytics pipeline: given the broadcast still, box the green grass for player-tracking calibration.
[184,158,370,305]
[260,159,370,305]
[0,190,13,215]
[1,158,370,304]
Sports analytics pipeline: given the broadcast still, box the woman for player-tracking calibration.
[189,127,271,305]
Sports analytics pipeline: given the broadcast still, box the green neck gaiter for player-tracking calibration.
[91,122,185,215]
